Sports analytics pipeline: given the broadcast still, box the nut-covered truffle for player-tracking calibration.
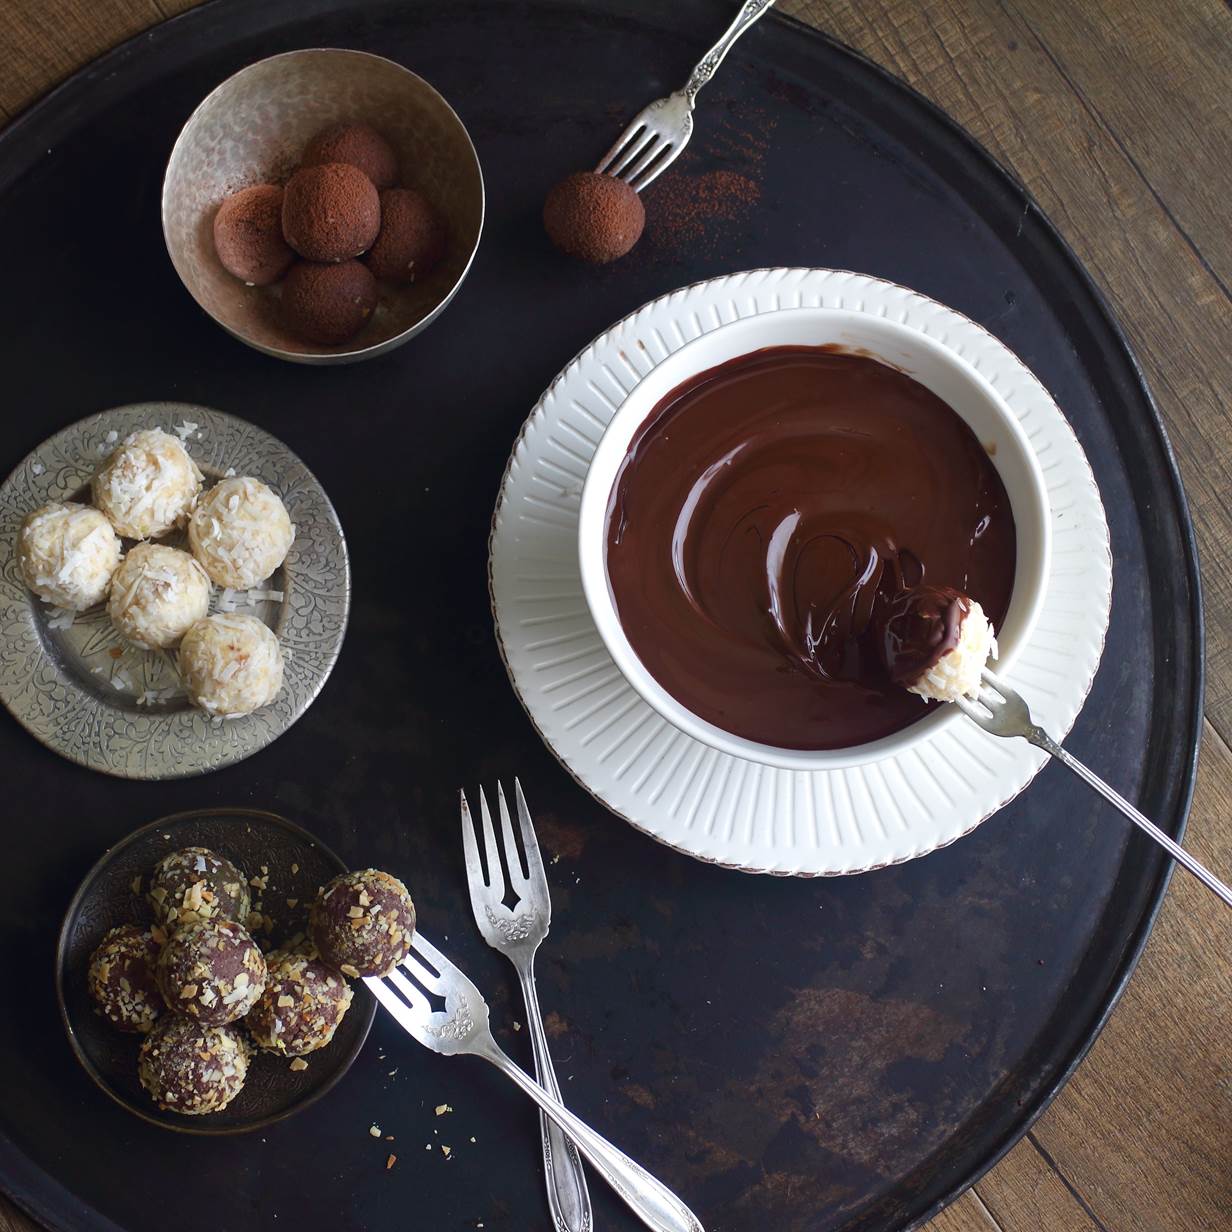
[157,918,267,1025]
[108,543,211,649]
[280,259,378,346]
[138,1018,249,1114]
[18,502,122,611]
[543,171,645,263]
[245,948,354,1055]
[213,184,294,287]
[188,477,295,590]
[309,869,415,978]
[92,428,203,540]
[302,122,399,191]
[179,613,284,718]
[281,162,381,263]
[365,188,447,284]
[148,847,251,929]
[87,924,165,1034]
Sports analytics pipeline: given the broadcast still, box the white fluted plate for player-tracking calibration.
[489,269,1111,875]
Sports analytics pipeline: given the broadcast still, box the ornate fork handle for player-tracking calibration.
[476,1034,704,1232]
[683,0,777,106]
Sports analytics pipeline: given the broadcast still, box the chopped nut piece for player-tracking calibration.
[434,1104,452,1116]
[369,1124,382,1138]
[289,1058,308,1072]
[386,1154,397,1170]
[441,1145,452,1159]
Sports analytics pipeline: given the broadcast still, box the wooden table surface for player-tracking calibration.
[1,1,1229,1229]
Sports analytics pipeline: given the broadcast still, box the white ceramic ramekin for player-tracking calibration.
[577,307,1052,770]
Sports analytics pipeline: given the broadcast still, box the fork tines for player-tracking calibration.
[596,123,675,189]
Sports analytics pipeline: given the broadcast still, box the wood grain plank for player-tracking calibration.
[0,1199,40,1232]
[972,1136,1102,1232]
[0,0,166,119]
[924,1189,1004,1232]
[1008,0,1232,300]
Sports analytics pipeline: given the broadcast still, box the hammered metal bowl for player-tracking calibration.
[162,48,484,364]
[57,809,375,1135]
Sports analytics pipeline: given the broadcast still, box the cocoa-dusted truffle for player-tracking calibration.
[282,163,381,263]
[139,1018,249,1115]
[365,188,447,283]
[281,259,378,346]
[245,948,354,1056]
[87,924,165,1034]
[309,869,415,979]
[212,184,294,286]
[148,847,250,930]
[157,918,267,1025]
[302,122,399,191]
[543,171,645,263]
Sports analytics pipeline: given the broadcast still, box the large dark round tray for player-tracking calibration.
[0,2,1201,1231]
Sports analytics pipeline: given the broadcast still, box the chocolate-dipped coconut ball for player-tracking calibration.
[543,171,645,263]
[18,502,121,611]
[148,847,251,930]
[281,162,381,263]
[108,543,211,649]
[179,613,284,718]
[302,122,399,191]
[281,259,378,346]
[158,918,267,1025]
[188,476,294,590]
[92,428,203,541]
[87,924,165,1034]
[138,1018,249,1114]
[309,869,416,979]
[213,184,294,287]
[245,948,354,1056]
[365,188,447,284]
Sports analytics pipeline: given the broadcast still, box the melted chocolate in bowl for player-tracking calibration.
[604,346,1017,750]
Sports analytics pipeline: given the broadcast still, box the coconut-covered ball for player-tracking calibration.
[281,259,378,346]
[884,586,998,704]
[302,122,399,191]
[18,502,121,611]
[148,847,251,930]
[138,1018,250,1115]
[245,948,354,1056]
[157,918,267,1025]
[309,869,416,979]
[282,163,381,263]
[213,184,294,287]
[92,428,203,540]
[107,543,211,649]
[179,613,284,718]
[87,924,165,1034]
[188,477,294,590]
[543,171,645,263]
[365,188,447,284]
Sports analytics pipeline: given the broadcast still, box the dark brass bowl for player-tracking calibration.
[56,808,374,1135]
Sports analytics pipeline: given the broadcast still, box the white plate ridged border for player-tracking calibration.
[489,269,1112,875]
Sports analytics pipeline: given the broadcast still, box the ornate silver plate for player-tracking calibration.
[0,402,349,779]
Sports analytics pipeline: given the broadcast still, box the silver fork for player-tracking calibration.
[461,782,591,1232]
[367,932,705,1232]
[595,0,778,191]
[958,666,1232,907]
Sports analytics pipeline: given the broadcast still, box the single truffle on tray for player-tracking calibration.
[18,502,121,611]
[309,869,416,979]
[179,613,285,718]
[245,947,354,1056]
[138,1017,250,1115]
[543,171,645,263]
[188,476,294,590]
[302,122,399,191]
[280,259,378,346]
[281,162,381,263]
[92,428,203,540]
[883,586,998,704]
[148,846,251,930]
[365,188,447,284]
[157,918,267,1025]
[87,924,165,1034]
[107,543,211,649]
[213,184,294,287]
